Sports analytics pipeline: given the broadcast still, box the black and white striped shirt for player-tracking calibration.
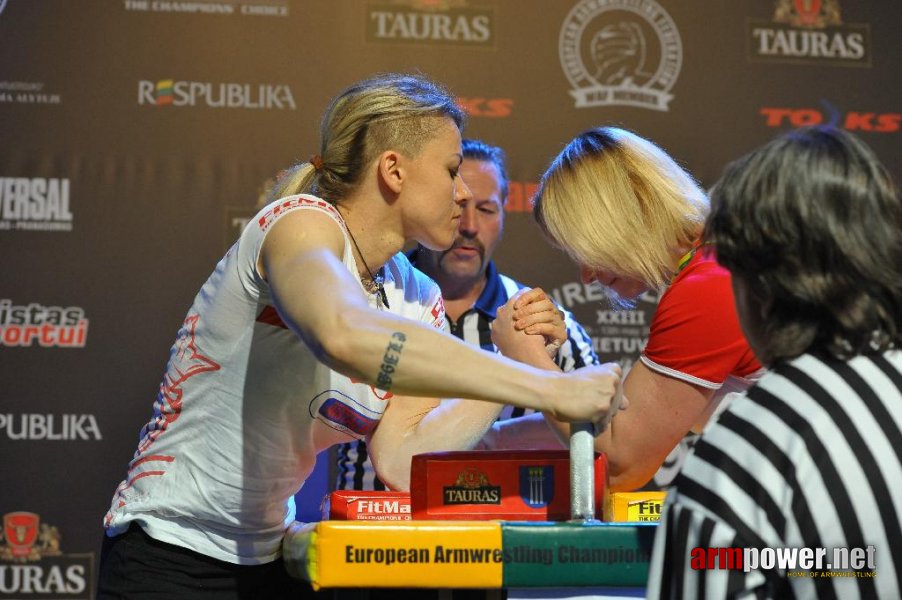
[334,259,599,491]
[647,351,902,599]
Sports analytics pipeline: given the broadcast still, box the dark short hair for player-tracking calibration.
[462,138,509,203]
[705,126,902,363]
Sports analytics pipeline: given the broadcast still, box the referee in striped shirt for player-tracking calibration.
[336,139,599,490]
[648,126,902,599]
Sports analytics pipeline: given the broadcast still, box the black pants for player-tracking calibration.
[97,524,332,599]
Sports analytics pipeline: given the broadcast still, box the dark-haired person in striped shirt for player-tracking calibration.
[336,139,599,490]
[647,126,902,599]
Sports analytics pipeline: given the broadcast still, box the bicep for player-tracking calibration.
[368,395,439,446]
[366,394,440,488]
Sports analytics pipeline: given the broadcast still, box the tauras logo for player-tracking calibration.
[0,414,102,441]
[0,177,72,232]
[367,0,493,46]
[747,0,871,66]
[443,467,501,505]
[0,300,88,348]
[0,512,92,598]
[138,79,296,110]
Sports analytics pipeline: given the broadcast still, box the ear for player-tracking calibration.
[376,150,405,195]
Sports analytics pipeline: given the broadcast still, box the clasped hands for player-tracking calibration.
[491,287,627,432]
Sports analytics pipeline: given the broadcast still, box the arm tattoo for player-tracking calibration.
[376,332,406,390]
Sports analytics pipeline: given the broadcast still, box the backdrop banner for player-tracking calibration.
[2,1,899,596]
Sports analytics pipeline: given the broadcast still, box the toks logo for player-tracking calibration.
[559,0,682,111]
[747,0,871,66]
[761,100,901,133]
[138,79,296,110]
[456,97,512,118]
[0,512,92,597]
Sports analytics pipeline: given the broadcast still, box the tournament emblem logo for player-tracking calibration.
[519,466,554,508]
[558,0,682,111]
[443,467,501,505]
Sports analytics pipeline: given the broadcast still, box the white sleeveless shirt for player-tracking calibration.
[104,195,445,564]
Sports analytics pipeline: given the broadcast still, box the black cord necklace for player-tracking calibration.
[344,224,390,310]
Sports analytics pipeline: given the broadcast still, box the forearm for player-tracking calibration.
[494,336,643,485]
[543,415,657,491]
[323,305,562,413]
[478,412,565,451]
[267,247,563,414]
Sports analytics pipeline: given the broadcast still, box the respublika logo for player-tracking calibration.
[367,0,494,46]
[123,0,289,17]
[559,0,682,111]
[138,79,297,110]
[0,414,102,441]
[747,0,871,66]
[0,177,72,231]
[0,300,88,348]
[0,512,93,598]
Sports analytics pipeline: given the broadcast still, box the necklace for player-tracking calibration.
[344,223,390,310]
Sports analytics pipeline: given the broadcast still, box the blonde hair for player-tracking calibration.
[533,127,708,291]
[268,73,465,204]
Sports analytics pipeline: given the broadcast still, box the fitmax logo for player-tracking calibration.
[138,79,296,110]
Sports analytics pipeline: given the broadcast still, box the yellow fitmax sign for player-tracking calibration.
[607,492,667,522]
